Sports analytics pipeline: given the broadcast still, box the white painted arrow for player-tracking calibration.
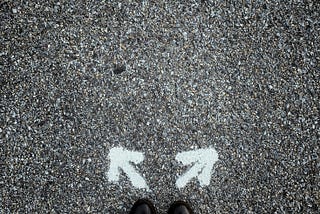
[175,147,219,189]
[107,146,149,190]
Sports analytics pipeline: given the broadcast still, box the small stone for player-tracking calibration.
[113,65,126,75]
[183,32,188,40]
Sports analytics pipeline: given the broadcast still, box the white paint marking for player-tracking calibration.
[107,146,149,190]
[175,147,219,189]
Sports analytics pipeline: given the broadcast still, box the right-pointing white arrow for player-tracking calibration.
[175,147,219,189]
[107,146,149,190]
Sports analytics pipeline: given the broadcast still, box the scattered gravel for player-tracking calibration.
[1,0,319,213]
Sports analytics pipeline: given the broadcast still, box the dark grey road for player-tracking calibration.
[1,0,319,213]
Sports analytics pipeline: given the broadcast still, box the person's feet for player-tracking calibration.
[129,199,157,214]
[168,201,193,214]
[129,199,193,214]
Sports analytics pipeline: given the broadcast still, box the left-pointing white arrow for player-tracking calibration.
[107,146,149,190]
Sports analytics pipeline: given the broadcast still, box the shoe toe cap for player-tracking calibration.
[173,205,191,214]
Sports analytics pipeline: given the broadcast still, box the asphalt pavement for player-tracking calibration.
[1,0,319,213]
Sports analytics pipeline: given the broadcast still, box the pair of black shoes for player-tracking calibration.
[129,199,193,214]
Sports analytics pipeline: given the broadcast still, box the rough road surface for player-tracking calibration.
[1,0,319,213]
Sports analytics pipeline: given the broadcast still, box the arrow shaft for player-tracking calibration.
[121,164,148,189]
[176,163,203,189]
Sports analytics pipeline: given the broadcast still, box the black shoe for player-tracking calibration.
[168,201,193,214]
[129,199,157,214]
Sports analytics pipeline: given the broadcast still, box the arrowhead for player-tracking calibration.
[175,147,219,188]
[107,146,149,190]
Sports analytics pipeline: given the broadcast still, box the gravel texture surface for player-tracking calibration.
[1,0,319,213]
